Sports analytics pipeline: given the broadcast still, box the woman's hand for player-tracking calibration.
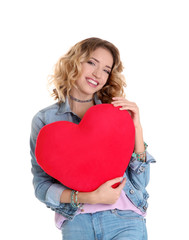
[111,97,145,155]
[92,177,126,205]
[111,97,141,129]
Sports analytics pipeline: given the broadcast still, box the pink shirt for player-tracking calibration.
[55,190,146,229]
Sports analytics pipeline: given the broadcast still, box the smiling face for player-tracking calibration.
[71,47,114,99]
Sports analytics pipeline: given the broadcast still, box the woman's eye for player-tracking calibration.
[104,69,111,75]
[87,60,95,66]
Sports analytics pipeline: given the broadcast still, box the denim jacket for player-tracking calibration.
[30,93,156,220]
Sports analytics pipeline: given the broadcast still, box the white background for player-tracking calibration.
[1,0,189,239]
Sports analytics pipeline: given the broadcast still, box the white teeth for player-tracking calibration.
[88,79,98,85]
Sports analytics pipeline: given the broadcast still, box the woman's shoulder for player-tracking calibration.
[31,102,61,126]
[38,102,60,114]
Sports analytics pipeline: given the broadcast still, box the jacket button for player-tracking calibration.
[139,166,145,172]
[129,189,134,194]
[143,206,147,211]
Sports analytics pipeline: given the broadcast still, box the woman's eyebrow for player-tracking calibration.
[91,57,112,69]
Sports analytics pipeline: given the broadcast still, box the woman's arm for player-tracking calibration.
[111,97,146,160]
[111,97,155,188]
[134,125,146,161]
[30,112,67,208]
[60,177,126,205]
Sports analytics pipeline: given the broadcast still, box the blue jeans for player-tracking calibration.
[61,210,147,240]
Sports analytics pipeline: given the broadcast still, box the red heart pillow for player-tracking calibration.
[35,104,135,192]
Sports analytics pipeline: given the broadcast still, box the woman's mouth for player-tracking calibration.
[86,78,99,88]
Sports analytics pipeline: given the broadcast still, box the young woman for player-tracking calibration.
[30,37,155,240]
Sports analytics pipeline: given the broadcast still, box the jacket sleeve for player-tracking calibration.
[30,111,68,208]
[127,151,156,188]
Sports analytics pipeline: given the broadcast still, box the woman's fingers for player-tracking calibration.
[119,106,136,111]
[111,97,142,135]
[94,177,127,204]
[112,97,126,100]
[117,177,126,190]
[112,101,136,107]
[106,177,123,185]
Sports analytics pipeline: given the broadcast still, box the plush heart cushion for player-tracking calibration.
[35,104,135,192]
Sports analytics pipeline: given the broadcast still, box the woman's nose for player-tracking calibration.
[92,67,101,79]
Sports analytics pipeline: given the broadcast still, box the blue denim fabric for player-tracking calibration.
[30,93,156,220]
[61,210,147,240]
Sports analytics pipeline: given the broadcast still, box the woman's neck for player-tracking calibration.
[68,93,95,119]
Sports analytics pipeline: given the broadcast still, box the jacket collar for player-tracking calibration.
[57,92,102,115]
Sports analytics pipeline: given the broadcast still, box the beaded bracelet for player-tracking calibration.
[71,190,84,212]
[71,190,77,208]
[132,142,148,162]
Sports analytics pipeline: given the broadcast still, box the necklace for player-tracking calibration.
[69,94,93,103]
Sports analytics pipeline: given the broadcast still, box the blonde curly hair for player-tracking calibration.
[48,37,126,103]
